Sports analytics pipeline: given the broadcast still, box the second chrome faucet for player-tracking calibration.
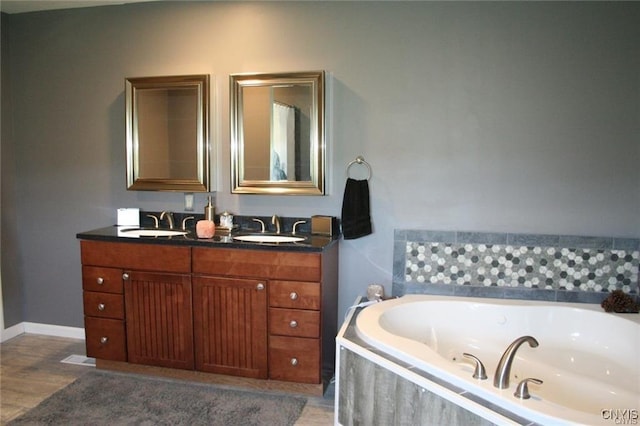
[493,335,539,389]
[271,215,281,234]
[160,211,174,229]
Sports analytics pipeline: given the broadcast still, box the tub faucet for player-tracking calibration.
[160,211,174,229]
[493,335,539,389]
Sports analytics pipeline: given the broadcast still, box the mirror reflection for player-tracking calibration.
[231,71,325,195]
[126,75,210,192]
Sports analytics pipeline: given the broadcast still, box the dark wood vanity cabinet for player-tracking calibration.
[80,239,338,390]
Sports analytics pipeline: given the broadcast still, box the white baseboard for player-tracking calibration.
[1,322,85,342]
[1,323,25,342]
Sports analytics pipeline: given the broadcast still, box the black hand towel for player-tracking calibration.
[341,178,372,239]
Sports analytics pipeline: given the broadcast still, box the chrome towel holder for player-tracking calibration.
[346,156,372,180]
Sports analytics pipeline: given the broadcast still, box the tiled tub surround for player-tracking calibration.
[393,230,640,304]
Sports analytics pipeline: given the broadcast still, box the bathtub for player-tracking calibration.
[354,295,640,425]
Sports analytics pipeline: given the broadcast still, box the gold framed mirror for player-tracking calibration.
[126,74,210,191]
[230,71,325,195]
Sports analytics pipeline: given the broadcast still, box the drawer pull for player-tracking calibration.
[97,303,106,311]
[256,283,265,291]
[96,277,104,285]
[289,292,298,300]
[100,336,108,344]
[290,357,298,366]
[289,320,298,328]
[122,273,130,280]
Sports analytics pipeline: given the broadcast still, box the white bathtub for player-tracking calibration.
[355,295,640,425]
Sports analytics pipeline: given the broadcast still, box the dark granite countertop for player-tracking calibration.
[76,226,339,253]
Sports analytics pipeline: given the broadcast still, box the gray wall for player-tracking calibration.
[2,2,639,329]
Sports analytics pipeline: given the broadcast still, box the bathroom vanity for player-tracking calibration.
[78,227,338,395]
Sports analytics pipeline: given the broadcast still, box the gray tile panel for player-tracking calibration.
[393,229,640,301]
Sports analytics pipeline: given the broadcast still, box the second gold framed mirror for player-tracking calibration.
[230,71,325,195]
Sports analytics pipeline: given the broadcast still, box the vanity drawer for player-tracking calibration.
[84,317,127,361]
[269,336,320,384]
[83,292,124,319]
[193,248,321,281]
[81,240,190,273]
[269,308,320,338]
[82,266,123,294]
[269,281,320,310]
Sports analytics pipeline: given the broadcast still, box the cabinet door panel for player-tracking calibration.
[193,276,268,379]
[124,271,194,370]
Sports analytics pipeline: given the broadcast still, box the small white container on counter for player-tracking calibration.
[117,208,140,226]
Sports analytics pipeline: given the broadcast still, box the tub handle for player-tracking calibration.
[514,378,543,399]
[462,353,488,380]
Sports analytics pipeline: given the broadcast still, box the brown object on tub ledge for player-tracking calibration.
[601,289,640,313]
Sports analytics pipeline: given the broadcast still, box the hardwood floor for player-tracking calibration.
[0,334,335,425]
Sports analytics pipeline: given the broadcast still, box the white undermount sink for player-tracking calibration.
[233,234,305,243]
[120,228,188,237]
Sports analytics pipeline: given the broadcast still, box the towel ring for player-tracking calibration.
[346,156,372,180]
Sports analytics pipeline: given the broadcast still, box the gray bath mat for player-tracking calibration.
[9,370,307,425]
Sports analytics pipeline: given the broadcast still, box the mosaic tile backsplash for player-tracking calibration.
[393,230,640,304]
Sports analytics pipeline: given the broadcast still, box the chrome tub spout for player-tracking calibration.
[493,335,539,389]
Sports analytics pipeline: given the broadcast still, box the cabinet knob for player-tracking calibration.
[100,336,108,344]
[96,277,104,285]
[289,320,298,328]
[290,358,298,366]
[122,273,130,280]
[97,303,105,311]
[289,292,298,300]
[256,283,265,291]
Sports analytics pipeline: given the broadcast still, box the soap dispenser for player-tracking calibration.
[197,196,216,239]
[205,196,215,221]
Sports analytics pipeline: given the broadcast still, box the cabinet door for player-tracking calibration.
[193,276,268,379]
[124,271,194,370]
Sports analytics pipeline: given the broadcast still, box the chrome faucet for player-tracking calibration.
[159,211,174,229]
[252,218,266,233]
[181,216,194,230]
[493,335,539,389]
[271,215,281,234]
[292,220,306,235]
[146,214,159,228]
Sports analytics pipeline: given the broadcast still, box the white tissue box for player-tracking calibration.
[117,208,140,226]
